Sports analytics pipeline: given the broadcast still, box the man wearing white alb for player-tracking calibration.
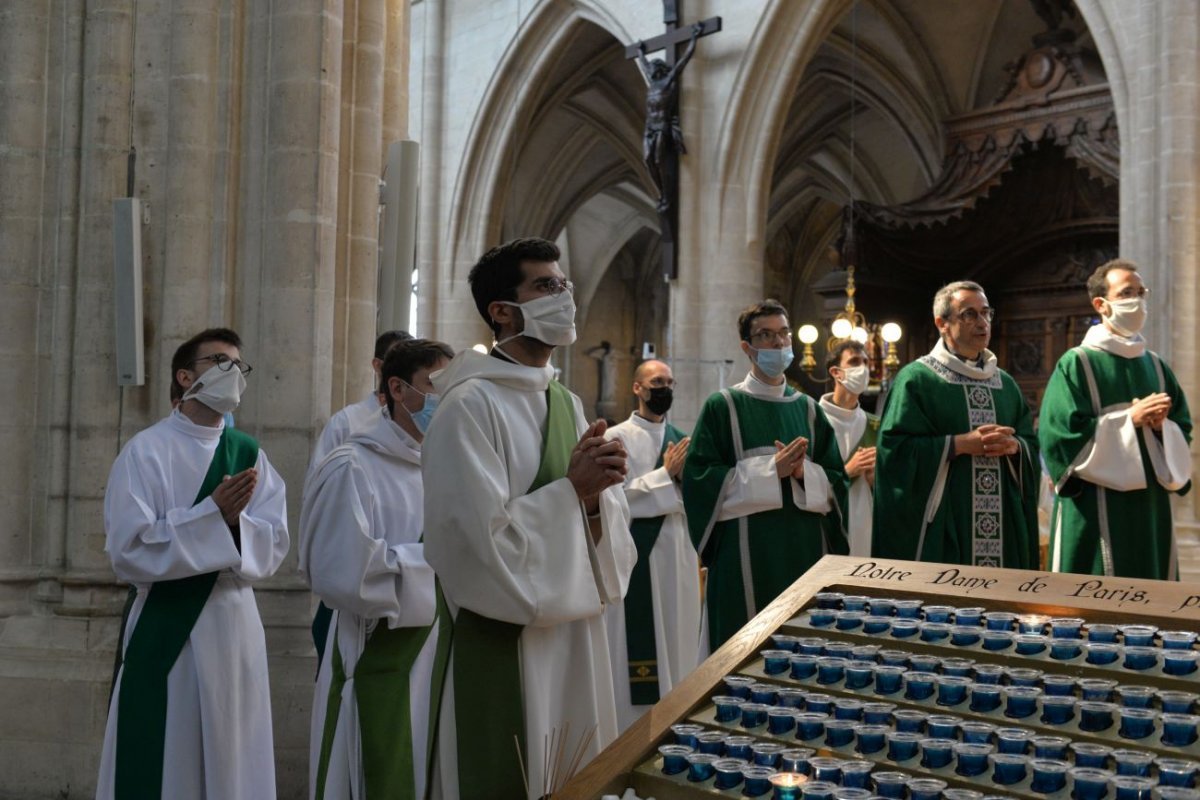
[97,327,289,800]
[300,338,455,800]
[604,359,701,731]
[819,340,879,556]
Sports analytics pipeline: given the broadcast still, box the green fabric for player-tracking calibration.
[871,358,1039,569]
[115,426,259,800]
[1039,346,1192,579]
[314,635,348,800]
[856,412,880,450]
[312,600,334,678]
[624,423,686,705]
[454,379,575,800]
[683,388,847,651]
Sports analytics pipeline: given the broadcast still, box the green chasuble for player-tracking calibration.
[1038,342,1192,579]
[872,349,1040,569]
[683,386,847,651]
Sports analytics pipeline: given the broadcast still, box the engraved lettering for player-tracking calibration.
[1176,595,1200,613]
[1069,579,1151,606]
[1018,575,1049,594]
[847,561,912,582]
[927,568,997,593]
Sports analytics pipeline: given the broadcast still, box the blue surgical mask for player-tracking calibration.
[752,346,794,378]
[402,381,440,434]
[222,412,236,429]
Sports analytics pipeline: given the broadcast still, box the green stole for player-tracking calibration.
[454,380,576,800]
[856,413,880,450]
[115,426,259,800]
[624,422,686,706]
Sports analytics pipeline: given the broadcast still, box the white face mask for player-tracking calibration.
[1103,297,1147,337]
[837,364,870,395]
[181,363,246,414]
[497,292,577,348]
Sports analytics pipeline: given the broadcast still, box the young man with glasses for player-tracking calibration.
[1039,259,1192,580]
[97,327,290,800]
[873,281,1040,570]
[421,237,634,799]
[683,299,848,651]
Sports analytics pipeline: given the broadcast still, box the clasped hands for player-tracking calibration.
[211,468,258,527]
[568,420,629,512]
[774,436,808,480]
[1130,392,1171,431]
[956,424,1019,458]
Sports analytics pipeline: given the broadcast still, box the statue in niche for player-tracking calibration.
[586,341,619,421]
[636,23,703,213]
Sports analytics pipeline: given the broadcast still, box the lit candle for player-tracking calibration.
[769,772,808,800]
[1019,614,1049,634]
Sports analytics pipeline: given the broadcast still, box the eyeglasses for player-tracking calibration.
[1112,287,1150,300]
[190,353,253,375]
[949,307,996,324]
[642,377,675,388]
[748,328,793,346]
[531,277,574,296]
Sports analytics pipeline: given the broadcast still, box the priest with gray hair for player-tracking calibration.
[872,280,1040,568]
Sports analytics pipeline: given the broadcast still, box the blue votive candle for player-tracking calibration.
[923,605,956,624]
[1161,713,1200,747]
[1118,685,1157,709]
[725,676,757,699]
[794,712,826,742]
[714,758,748,789]
[894,599,924,619]
[768,707,798,735]
[970,682,1003,713]
[1118,708,1158,740]
[885,730,922,762]
[878,649,911,667]
[686,752,719,782]
[816,657,848,685]
[907,778,948,800]
[741,765,778,797]
[798,637,828,655]
[989,753,1029,786]
[919,737,956,769]
[807,757,843,783]
[960,721,996,744]
[768,772,806,800]
[1085,642,1123,666]
[841,595,870,612]
[871,771,910,799]
[892,709,929,733]
[1165,651,1200,677]
[762,650,793,676]
[1031,735,1070,760]
[1050,637,1084,661]
[973,663,1006,684]
[951,625,983,647]
[981,630,1014,651]
[1154,788,1200,800]
[844,663,874,690]
[1019,614,1049,635]
[1015,633,1048,655]
[798,780,837,800]
[1123,646,1160,671]
[1160,691,1198,714]
[778,747,814,774]
[909,653,941,673]
[814,592,844,609]
[833,699,864,721]
[772,633,801,652]
[862,702,895,724]
[854,724,888,755]
[808,608,836,627]
[832,787,872,800]
[1006,666,1044,687]
[941,657,976,677]
[804,693,834,715]
[1079,678,1118,702]
[751,683,780,705]
[790,654,819,680]
[823,719,856,748]
[983,611,1018,631]
[753,742,787,768]
[1069,742,1112,769]
[996,727,1034,755]
[1042,674,1077,697]
[672,723,704,748]
[836,611,865,631]
[1109,775,1156,800]
[839,759,873,788]
[740,703,769,730]
[1069,767,1111,800]
[714,695,749,722]
[1161,630,1199,650]
[890,619,920,639]
[904,671,937,701]
[872,665,905,696]
[862,616,892,635]
[956,607,986,626]
[1029,758,1069,794]
[824,642,854,659]
[868,597,897,616]
[927,714,962,739]
[777,688,808,709]
[1079,701,1117,732]
[1086,622,1120,642]
[725,735,756,761]
[1003,685,1042,719]
[658,744,693,775]
[1121,625,1159,648]
[1050,616,1085,638]
[1112,749,1155,777]
[954,743,994,777]
[1155,758,1199,788]
[697,730,729,754]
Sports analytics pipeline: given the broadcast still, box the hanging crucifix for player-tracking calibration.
[625,1,721,280]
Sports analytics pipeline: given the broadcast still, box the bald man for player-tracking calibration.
[603,360,701,730]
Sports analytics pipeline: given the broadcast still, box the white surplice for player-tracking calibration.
[306,391,384,486]
[96,410,290,800]
[422,350,635,800]
[819,393,874,556]
[603,412,702,731]
[299,408,440,800]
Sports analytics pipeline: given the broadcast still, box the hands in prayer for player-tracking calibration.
[663,436,691,479]
[845,446,876,486]
[568,420,628,513]
[774,436,808,479]
[1130,392,1171,430]
[212,467,258,526]
[956,424,1019,458]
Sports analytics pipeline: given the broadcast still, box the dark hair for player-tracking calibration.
[382,338,454,414]
[469,237,561,336]
[826,339,866,374]
[171,327,242,401]
[737,299,789,342]
[1087,258,1139,300]
[374,329,413,360]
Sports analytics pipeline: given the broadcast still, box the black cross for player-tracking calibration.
[625,2,721,280]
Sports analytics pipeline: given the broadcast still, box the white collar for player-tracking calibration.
[628,411,665,431]
[819,392,863,422]
[168,408,224,440]
[1083,323,1147,358]
[928,338,998,380]
[736,370,787,398]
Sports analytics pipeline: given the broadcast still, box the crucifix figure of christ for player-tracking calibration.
[625,1,721,280]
